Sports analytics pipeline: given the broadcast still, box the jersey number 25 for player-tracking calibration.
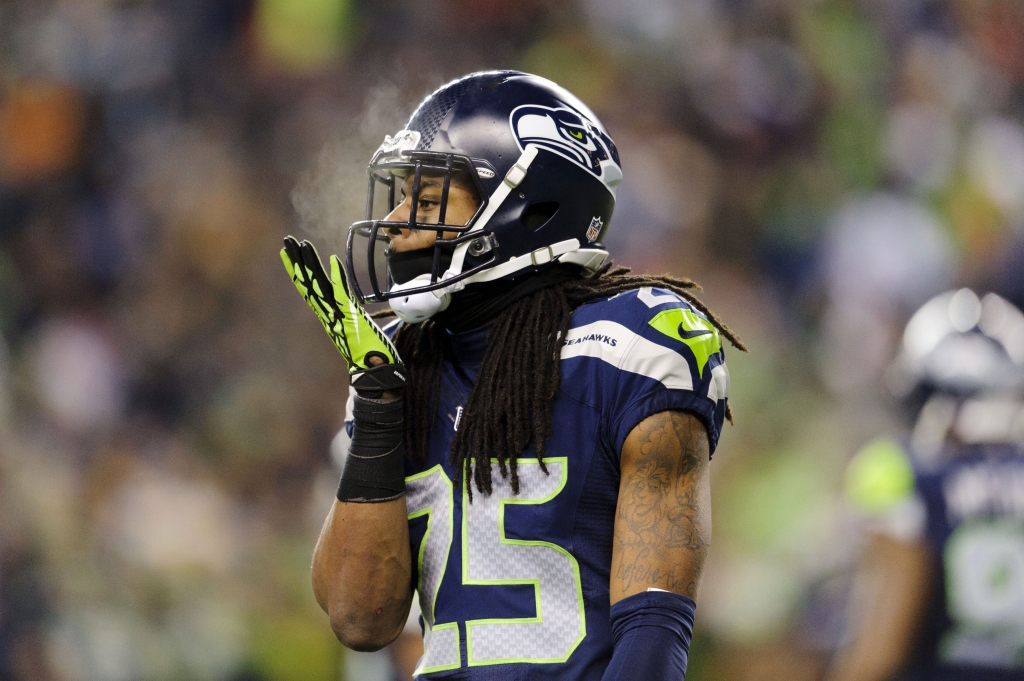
[405,459,587,675]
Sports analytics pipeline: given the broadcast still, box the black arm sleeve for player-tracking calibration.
[602,590,696,681]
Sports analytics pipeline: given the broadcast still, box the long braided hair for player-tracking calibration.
[386,263,746,498]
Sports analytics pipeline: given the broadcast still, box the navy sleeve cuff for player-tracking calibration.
[603,590,696,681]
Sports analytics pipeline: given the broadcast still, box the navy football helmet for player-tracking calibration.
[346,70,622,321]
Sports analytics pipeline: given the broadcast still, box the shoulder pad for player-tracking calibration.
[626,288,725,379]
[566,287,728,400]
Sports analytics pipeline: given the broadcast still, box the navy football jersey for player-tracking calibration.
[356,287,729,679]
[848,439,1024,681]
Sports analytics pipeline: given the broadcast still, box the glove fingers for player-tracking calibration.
[328,255,360,346]
[298,241,336,311]
[329,254,355,301]
[281,238,352,364]
[280,247,296,279]
[283,235,303,261]
[300,244,350,353]
[284,238,330,320]
[281,237,402,376]
[331,254,401,368]
[281,237,307,293]
[329,255,354,306]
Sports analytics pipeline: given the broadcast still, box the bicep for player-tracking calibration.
[610,410,711,605]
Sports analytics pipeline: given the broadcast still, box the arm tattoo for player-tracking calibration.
[613,411,710,598]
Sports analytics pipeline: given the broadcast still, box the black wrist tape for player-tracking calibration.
[337,394,406,503]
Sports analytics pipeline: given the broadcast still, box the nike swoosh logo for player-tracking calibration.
[677,323,712,340]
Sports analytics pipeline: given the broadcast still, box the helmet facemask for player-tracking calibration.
[346,137,497,305]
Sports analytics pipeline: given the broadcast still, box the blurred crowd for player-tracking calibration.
[0,0,1022,679]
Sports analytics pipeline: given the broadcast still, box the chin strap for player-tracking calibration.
[389,242,608,324]
[389,274,452,323]
[464,238,599,284]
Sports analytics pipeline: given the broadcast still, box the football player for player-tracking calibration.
[281,71,743,679]
[828,289,1024,681]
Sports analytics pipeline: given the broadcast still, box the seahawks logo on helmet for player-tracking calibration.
[510,105,623,195]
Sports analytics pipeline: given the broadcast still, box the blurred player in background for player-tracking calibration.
[829,289,1024,681]
[281,71,744,679]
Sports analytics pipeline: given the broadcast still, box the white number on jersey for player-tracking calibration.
[942,520,1024,666]
[405,459,586,673]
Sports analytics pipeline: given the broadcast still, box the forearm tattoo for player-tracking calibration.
[613,411,710,598]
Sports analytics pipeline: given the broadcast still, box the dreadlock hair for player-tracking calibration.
[386,262,746,499]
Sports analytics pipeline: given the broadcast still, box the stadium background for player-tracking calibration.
[0,0,1022,679]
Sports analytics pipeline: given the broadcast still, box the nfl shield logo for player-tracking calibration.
[586,216,603,242]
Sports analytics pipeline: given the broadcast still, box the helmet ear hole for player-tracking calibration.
[521,202,559,232]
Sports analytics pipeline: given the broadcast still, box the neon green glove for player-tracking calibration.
[281,236,405,396]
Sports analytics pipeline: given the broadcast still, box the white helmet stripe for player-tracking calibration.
[442,145,540,288]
